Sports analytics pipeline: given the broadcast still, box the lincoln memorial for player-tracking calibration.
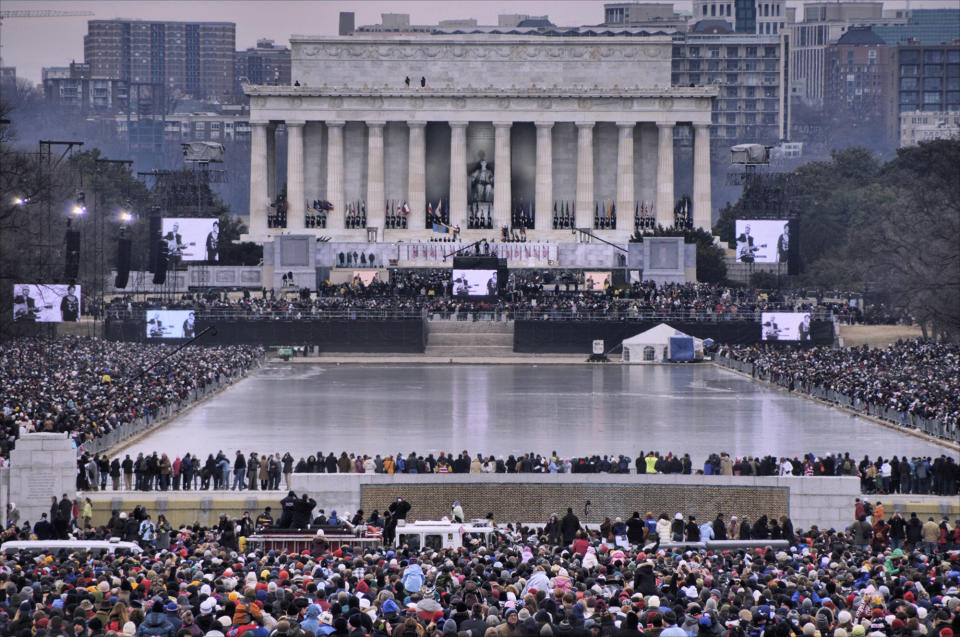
[244,33,716,273]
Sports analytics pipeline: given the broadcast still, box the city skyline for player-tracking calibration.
[3,0,953,86]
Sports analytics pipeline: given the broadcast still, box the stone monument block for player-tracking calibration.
[9,433,77,529]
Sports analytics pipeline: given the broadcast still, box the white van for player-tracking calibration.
[395,519,497,551]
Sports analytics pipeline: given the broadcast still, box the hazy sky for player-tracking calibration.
[2,0,954,86]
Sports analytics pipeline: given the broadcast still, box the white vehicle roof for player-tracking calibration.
[1,539,143,554]
[397,520,494,533]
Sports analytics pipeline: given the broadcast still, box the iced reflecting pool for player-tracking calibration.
[122,363,955,464]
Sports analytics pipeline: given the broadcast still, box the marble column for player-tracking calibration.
[575,122,595,229]
[535,122,553,230]
[266,123,277,202]
[449,122,468,229]
[693,123,712,231]
[325,121,345,229]
[407,121,426,231]
[366,121,386,233]
[493,122,512,230]
[285,120,305,231]
[616,122,635,229]
[248,121,269,237]
[655,121,675,228]
[303,122,324,208]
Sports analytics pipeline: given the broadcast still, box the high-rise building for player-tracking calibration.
[235,39,291,98]
[823,28,897,148]
[83,19,236,103]
[789,2,885,106]
[691,0,786,35]
[672,32,790,144]
[891,43,960,143]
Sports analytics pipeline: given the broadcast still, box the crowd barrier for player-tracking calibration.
[714,356,958,443]
[78,370,253,456]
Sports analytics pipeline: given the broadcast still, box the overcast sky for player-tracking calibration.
[2,0,954,86]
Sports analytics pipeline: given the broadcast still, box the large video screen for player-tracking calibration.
[12,284,81,322]
[146,310,196,339]
[761,312,812,341]
[734,219,790,264]
[452,269,498,296]
[161,218,220,262]
[585,271,611,292]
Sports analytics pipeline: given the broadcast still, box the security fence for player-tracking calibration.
[78,368,257,456]
[714,356,958,443]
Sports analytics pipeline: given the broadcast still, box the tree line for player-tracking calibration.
[715,141,960,340]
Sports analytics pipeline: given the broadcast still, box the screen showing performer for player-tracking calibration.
[735,220,789,264]
[161,218,220,262]
[584,271,611,292]
[146,310,195,339]
[452,269,498,296]
[761,312,812,341]
[12,284,81,322]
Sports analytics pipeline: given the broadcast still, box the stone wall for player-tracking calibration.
[9,433,77,527]
[284,473,859,532]
[79,473,857,532]
[361,482,788,526]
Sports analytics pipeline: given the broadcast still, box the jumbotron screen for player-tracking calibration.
[161,218,220,262]
[585,271,611,292]
[734,219,790,264]
[12,284,81,322]
[146,310,197,339]
[761,312,812,341]
[452,269,498,296]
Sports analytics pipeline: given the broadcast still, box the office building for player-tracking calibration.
[823,28,896,147]
[672,32,790,144]
[789,1,884,105]
[235,39,291,98]
[42,62,130,114]
[84,19,235,102]
[899,110,960,147]
[692,0,786,35]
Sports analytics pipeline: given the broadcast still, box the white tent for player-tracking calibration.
[621,323,704,363]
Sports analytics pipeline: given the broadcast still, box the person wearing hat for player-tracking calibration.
[499,607,520,637]
[300,603,324,635]
[139,596,176,636]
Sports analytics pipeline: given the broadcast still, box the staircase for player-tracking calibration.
[425,319,515,358]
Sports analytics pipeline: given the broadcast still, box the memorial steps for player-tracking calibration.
[424,319,516,358]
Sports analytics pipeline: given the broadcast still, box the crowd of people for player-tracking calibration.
[101,279,873,324]
[1,492,958,637]
[0,338,264,459]
[75,450,959,496]
[719,340,960,437]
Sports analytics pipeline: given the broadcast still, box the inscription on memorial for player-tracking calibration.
[26,471,57,499]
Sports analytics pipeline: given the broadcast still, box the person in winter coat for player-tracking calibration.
[670,513,684,541]
[300,604,323,635]
[656,514,673,544]
[291,494,316,529]
[137,597,176,637]
[560,508,580,544]
[401,560,425,595]
[278,491,298,528]
[633,560,657,595]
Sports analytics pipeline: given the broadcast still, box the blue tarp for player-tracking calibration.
[669,336,695,362]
